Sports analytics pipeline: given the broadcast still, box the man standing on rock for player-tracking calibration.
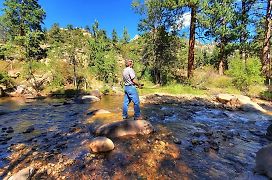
[122,59,143,120]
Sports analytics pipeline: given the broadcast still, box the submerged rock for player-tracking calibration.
[75,95,100,104]
[255,144,272,178]
[23,126,35,134]
[87,109,111,116]
[95,120,154,138]
[6,166,35,180]
[89,137,114,153]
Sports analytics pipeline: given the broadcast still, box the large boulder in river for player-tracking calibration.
[90,89,102,99]
[89,137,114,153]
[216,94,234,103]
[95,120,155,138]
[255,144,272,178]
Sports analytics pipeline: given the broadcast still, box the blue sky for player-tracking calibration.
[0,0,142,39]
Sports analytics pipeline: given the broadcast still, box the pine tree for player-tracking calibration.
[133,0,180,84]
[262,0,272,80]
[122,27,130,43]
[112,29,118,43]
[2,0,45,38]
[200,0,237,75]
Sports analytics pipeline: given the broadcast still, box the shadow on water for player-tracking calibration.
[0,94,271,179]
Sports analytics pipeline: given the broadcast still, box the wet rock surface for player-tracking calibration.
[95,120,155,138]
[0,94,271,179]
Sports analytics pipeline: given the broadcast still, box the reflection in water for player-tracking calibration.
[0,96,271,179]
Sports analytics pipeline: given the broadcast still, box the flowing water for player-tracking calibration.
[0,95,271,179]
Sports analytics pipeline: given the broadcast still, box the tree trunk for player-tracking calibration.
[219,60,224,75]
[262,0,272,80]
[72,56,77,89]
[187,5,196,79]
[218,42,225,75]
[240,0,247,61]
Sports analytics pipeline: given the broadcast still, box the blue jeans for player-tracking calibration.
[122,85,140,119]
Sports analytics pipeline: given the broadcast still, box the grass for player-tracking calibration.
[138,83,206,96]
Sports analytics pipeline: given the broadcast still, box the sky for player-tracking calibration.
[0,0,145,39]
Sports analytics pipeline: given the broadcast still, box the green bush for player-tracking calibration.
[226,56,264,91]
[260,90,272,100]
[0,72,13,88]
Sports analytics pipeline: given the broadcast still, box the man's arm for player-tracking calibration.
[132,78,142,88]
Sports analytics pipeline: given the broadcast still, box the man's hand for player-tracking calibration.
[138,83,144,89]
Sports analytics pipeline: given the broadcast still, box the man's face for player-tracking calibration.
[129,60,133,67]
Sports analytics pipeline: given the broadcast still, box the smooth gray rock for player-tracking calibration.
[89,137,114,153]
[95,120,154,138]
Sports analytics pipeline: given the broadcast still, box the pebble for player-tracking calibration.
[173,138,181,144]
[191,139,199,145]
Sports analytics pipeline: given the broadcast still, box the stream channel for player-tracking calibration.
[0,95,271,179]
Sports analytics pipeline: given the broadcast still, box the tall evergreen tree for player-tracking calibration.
[112,29,118,43]
[234,0,257,60]
[166,0,201,78]
[262,0,272,80]
[47,23,63,44]
[2,0,45,38]
[201,0,237,75]
[122,27,130,43]
[133,0,180,84]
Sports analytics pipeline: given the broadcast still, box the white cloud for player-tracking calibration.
[181,12,191,27]
[175,12,191,30]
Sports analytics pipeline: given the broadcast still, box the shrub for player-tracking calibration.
[226,56,264,91]
[191,65,233,89]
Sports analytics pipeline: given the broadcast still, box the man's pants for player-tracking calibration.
[122,85,140,119]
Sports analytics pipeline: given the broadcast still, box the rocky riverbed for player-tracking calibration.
[0,94,271,179]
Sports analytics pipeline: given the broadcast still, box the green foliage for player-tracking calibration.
[122,27,130,43]
[260,90,272,101]
[226,56,264,91]
[0,71,13,88]
[191,65,233,89]
[111,29,118,43]
[25,30,46,60]
[2,0,45,38]
[141,27,180,85]
[47,23,64,45]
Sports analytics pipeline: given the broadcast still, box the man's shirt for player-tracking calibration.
[123,67,136,86]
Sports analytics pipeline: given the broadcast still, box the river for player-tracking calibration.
[0,95,271,179]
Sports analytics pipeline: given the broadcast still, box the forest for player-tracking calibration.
[0,0,270,99]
